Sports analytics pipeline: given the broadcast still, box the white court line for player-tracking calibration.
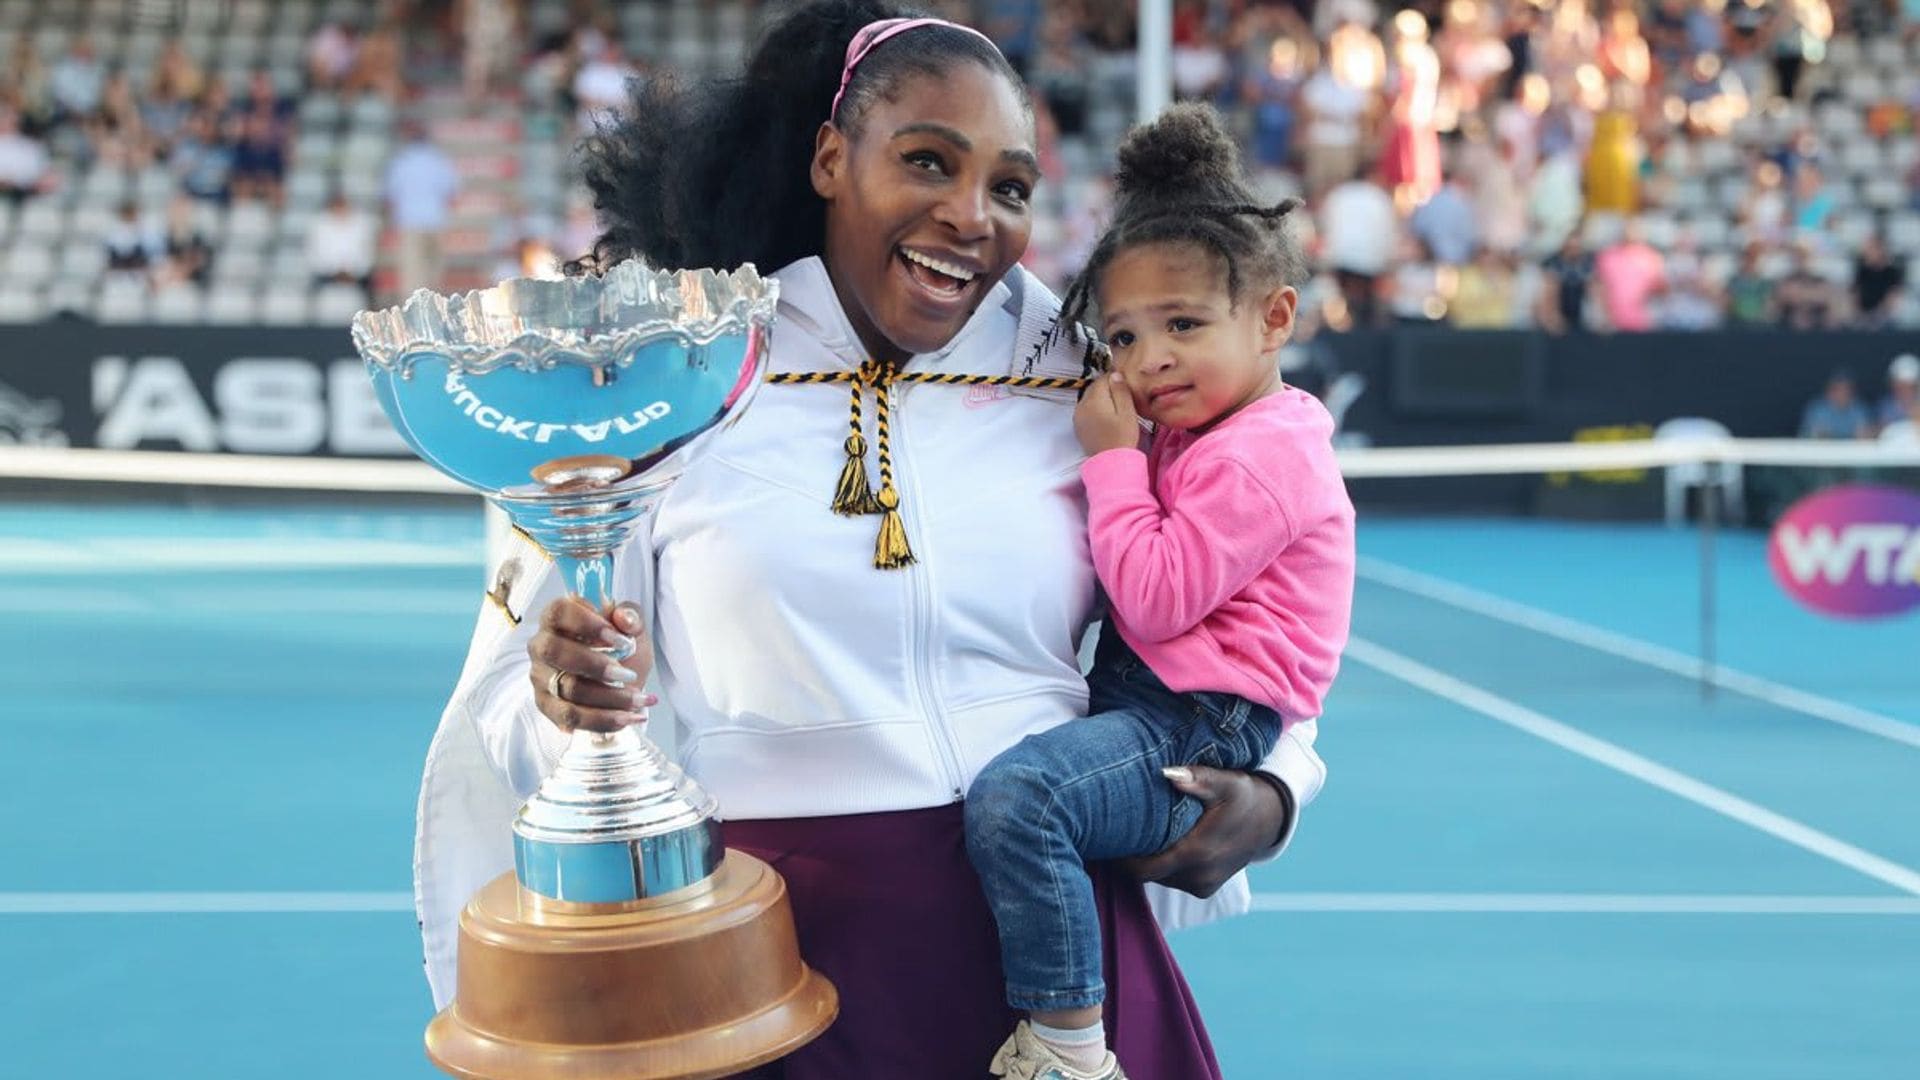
[0,892,413,914]
[1247,893,1920,915]
[0,539,485,572]
[6,890,1917,917]
[1345,636,1920,897]
[1358,556,1920,752]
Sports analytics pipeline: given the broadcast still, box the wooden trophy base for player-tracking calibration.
[427,850,837,1080]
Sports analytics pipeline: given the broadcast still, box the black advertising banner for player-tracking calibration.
[0,324,408,456]
[1,322,1914,474]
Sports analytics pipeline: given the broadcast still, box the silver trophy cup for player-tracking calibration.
[352,260,776,905]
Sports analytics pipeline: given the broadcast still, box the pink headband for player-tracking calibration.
[828,17,1001,123]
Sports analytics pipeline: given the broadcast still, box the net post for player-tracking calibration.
[1699,451,1719,703]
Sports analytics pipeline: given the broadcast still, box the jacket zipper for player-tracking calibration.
[892,381,967,800]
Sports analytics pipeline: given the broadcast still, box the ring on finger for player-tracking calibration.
[547,668,569,701]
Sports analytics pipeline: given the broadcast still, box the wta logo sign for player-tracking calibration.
[1768,485,1920,619]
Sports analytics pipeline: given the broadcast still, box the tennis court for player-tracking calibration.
[3,498,1916,1079]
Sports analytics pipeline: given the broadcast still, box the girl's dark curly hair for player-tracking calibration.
[1061,103,1304,329]
[570,0,1026,275]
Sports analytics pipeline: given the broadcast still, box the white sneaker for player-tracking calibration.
[987,1021,1128,1080]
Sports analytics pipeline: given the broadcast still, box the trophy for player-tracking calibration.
[352,262,836,1079]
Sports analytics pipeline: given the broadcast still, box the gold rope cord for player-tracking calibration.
[766,369,1095,568]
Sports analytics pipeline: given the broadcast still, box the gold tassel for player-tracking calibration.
[831,432,880,515]
[872,485,916,569]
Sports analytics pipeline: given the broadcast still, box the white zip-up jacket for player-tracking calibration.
[413,257,1329,1006]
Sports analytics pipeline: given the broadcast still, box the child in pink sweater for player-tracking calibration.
[968,104,1355,1080]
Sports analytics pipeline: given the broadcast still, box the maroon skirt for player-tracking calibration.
[724,802,1221,1080]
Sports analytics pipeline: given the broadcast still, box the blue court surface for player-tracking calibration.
[3,503,1916,1079]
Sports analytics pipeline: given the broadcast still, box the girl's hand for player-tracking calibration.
[527,598,656,733]
[1075,372,1142,455]
[1120,766,1292,898]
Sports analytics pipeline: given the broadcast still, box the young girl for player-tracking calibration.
[966,104,1356,1080]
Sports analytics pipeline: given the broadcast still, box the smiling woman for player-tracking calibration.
[415,3,1332,1078]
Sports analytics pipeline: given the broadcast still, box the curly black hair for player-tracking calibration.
[1061,103,1304,331]
[569,1,1026,275]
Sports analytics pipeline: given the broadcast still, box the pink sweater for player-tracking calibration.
[1081,388,1355,722]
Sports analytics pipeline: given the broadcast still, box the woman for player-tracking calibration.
[414,4,1327,1077]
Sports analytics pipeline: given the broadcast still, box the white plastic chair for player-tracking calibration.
[204,288,260,325]
[0,288,45,323]
[1656,418,1744,526]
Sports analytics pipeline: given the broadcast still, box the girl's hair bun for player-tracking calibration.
[1113,102,1242,205]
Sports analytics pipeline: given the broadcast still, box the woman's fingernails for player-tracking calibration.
[1162,766,1194,784]
[622,711,649,726]
[642,693,659,707]
[628,690,658,709]
[599,627,636,651]
[614,608,641,631]
[605,664,640,685]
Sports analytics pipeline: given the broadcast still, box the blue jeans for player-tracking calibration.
[964,630,1282,1011]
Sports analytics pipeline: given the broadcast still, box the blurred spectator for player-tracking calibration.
[1450,247,1525,328]
[460,0,520,105]
[574,42,641,134]
[1171,20,1229,102]
[1299,37,1375,199]
[1382,9,1442,209]
[307,192,379,292]
[1493,73,1549,181]
[101,201,163,285]
[1594,219,1666,331]
[1597,9,1651,99]
[1851,235,1906,328]
[384,123,460,296]
[347,26,407,103]
[1410,166,1479,265]
[1032,11,1094,138]
[1724,244,1778,326]
[1790,162,1836,232]
[1877,354,1920,432]
[1676,52,1748,138]
[48,38,105,121]
[237,70,296,125]
[1384,234,1453,324]
[1466,136,1527,253]
[1585,97,1641,213]
[1241,36,1304,176]
[3,38,54,133]
[1742,158,1790,242]
[1538,232,1599,334]
[84,72,152,170]
[139,77,194,158]
[171,111,234,205]
[1319,161,1398,326]
[1434,0,1512,129]
[1799,370,1870,439]
[1528,147,1585,253]
[1775,246,1848,329]
[0,109,51,204]
[153,195,213,289]
[1645,0,1695,73]
[308,22,360,93]
[1725,0,1774,90]
[154,41,207,105]
[229,108,289,205]
[1651,251,1724,330]
[979,0,1043,74]
[1770,0,1832,103]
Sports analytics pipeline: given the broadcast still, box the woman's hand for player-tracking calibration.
[1074,371,1142,455]
[527,598,655,733]
[1121,766,1293,898]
